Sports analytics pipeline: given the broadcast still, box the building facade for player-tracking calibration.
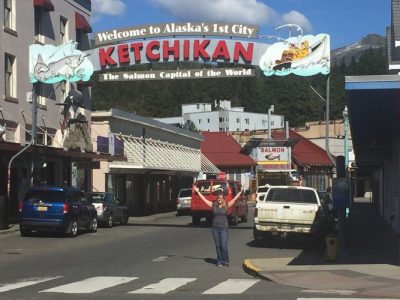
[156,100,284,133]
[91,109,219,216]
[0,0,100,222]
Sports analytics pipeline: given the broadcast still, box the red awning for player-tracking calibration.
[75,12,92,33]
[33,0,54,11]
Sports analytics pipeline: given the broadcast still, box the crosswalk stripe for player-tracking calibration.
[129,278,196,294]
[202,279,260,294]
[0,276,62,292]
[40,276,138,294]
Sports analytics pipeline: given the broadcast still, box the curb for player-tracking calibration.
[243,259,269,279]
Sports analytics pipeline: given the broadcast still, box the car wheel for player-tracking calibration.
[231,211,238,225]
[89,216,98,233]
[121,212,128,225]
[107,214,113,228]
[241,209,248,223]
[192,216,200,225]
[20,226,31,237]
[67,219,78,238]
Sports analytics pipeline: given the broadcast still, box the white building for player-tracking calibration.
[156,100,284,133]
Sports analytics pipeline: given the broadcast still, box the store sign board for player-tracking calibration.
[256,146,291,169]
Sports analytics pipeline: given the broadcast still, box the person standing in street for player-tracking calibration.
[193,185,243,267]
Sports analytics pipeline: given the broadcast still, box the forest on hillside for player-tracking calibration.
[91,48,387,127]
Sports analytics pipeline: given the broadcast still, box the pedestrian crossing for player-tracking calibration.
[0,276,260,295]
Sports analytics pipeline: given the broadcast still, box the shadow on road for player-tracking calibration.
[247,198,400,266]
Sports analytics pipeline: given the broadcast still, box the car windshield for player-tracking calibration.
[179,189,192,197]
[87,193,106,203]
[266,188,318,204]
[24,190,66,203]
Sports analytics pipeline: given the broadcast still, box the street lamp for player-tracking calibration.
[268,105,274,139]
[342,106,349,169]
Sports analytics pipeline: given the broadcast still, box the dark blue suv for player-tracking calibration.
[19,186,97,237]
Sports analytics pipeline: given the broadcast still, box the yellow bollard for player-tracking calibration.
[325,236,338,261]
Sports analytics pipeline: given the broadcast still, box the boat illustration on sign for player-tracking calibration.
[29,40,93,84]
[259,25,330,76]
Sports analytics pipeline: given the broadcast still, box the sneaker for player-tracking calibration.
[216,262,223,267]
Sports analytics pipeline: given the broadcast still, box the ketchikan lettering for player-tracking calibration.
[98,39,254,68]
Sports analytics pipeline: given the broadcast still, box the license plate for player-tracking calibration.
[37,206,48,212]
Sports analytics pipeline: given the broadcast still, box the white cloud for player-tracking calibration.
[281,11,313,33]
[92,0,126,21]
[149,0,312,33]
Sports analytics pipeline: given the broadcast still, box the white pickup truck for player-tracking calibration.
[254,185,327,242]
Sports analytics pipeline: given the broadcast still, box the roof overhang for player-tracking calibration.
[345,75,400,164]
[75,12,92,33]
[0,141,125,162]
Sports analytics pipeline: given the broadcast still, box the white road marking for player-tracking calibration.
[152,256,170,262]
[0,276,62,292]
[129,278,196,294]
[40,276,137,294]
[202,278,260,294]
[298,298,400,300]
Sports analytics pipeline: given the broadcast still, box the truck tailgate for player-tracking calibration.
[257,202,319,225]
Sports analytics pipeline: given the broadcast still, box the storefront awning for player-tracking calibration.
[75,12,92,33]
[110,134,219,174]
[33,0,54,11]
[346,75,400,162]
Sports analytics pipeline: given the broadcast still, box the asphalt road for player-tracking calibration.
[0,206,339,300]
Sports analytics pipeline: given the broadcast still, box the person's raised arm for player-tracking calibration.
[227,187,244,208]
[193,186,213,208]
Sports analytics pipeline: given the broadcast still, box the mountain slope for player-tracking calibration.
[331,34,385,65]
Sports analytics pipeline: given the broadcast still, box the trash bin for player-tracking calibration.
[325,235,338,261]
[0,196,9,229]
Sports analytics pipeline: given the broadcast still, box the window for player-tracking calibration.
[5,53,16,99]
[60,17,68,43]
[245,118,249,124]
[271,121,275,126]
[219,117,223,122]
[262,120,267,125]
[198,119,202,124]
[34,6,43,41]
[207,118,210,123]
[236,118,240,123]
[4,0,13,29]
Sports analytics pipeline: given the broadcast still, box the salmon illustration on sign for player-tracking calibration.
[29,40,94,84]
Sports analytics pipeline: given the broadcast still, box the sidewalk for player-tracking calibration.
[0,211,178,236]
[243,197,400,298]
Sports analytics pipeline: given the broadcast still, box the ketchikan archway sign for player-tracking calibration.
[89,22,330,81]
[28,22,330,84]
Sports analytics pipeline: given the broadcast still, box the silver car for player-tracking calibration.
[176,188,192,215]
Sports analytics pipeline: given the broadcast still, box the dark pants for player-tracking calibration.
[212,227,229,264]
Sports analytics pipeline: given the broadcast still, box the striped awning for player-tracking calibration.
[109,134,219,174]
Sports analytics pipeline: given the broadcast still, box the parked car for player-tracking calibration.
[191,176,248,225]
[19,186,97,237]
[87,192,128,227]
[176,188,192,215]
[255,184,270,202]
[254,185,329,243]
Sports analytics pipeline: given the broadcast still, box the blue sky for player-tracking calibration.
[91,0,390,50]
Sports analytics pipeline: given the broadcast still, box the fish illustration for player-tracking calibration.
[33,52,88,82]
[265,153,280,161]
